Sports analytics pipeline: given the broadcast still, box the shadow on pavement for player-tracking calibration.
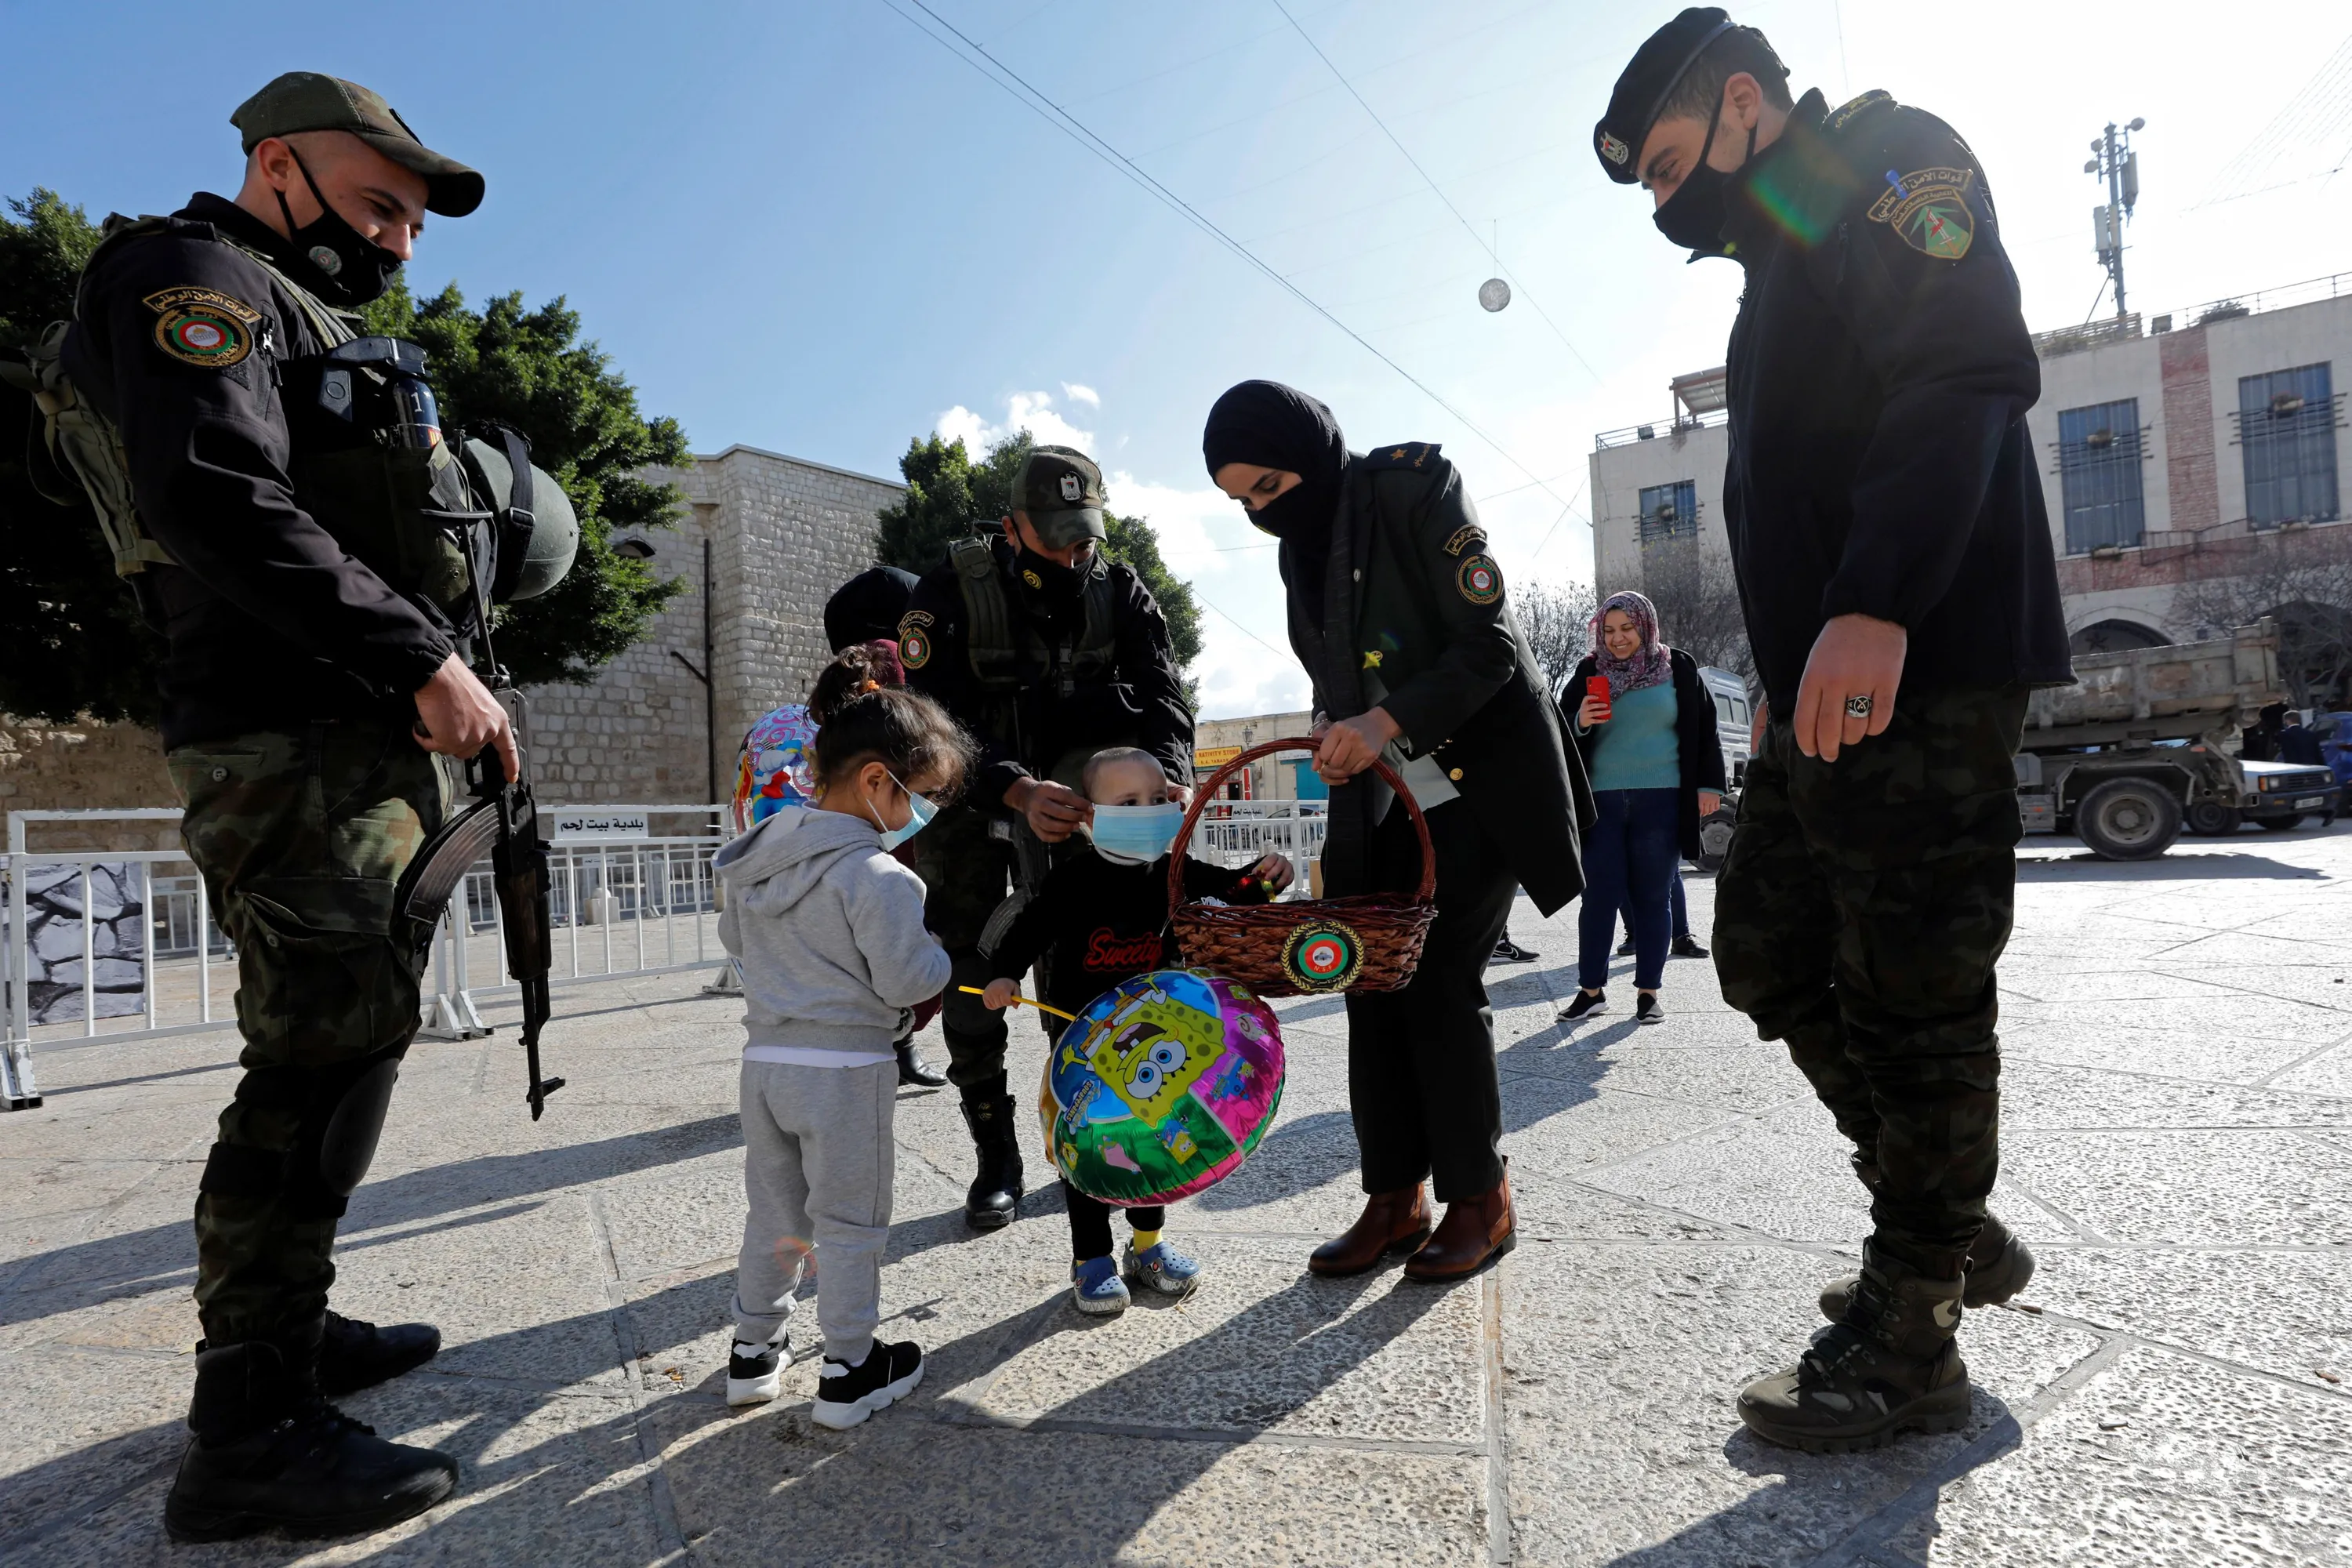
[2017,851,2326,881]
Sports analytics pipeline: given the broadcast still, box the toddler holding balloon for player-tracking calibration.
[981,746,1292,1314]
[713,674,968,1427]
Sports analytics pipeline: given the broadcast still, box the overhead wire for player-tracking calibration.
[1269,0,1603,387]
[877,0,1584,521]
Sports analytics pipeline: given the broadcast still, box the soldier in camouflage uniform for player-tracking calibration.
[1595,12,2071,1450]
[62,74,503,1537]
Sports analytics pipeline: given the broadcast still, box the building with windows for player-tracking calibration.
[1590,274,2352,691]
[1192,711,1320,801]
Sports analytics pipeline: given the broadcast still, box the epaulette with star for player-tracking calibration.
[1362,441,1442,472]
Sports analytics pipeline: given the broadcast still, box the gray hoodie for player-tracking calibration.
[714,804,951,1057]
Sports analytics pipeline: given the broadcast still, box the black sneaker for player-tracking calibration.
[811,1340,924,1430]
[1634,993,1666,1025]
[1671,935,1710,960]
[1558,989,1607,1022]
[1616,936,1635,956]
[1491,935,1540,963]
[727,1338,783,1407]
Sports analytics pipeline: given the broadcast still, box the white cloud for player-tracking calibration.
[1062,382,1101,408]
[931,390,1094,457]
[1104,471,1254,571]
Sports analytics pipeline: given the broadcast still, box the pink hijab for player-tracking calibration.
[1591,590,1672,697]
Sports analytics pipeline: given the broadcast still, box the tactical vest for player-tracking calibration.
[947,535,1119,697]
[8,215,488,630]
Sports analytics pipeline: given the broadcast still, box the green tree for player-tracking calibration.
[0,188,688,723]
[0,190,158,724]
[875,427,1203,670]
[361,281,688,685]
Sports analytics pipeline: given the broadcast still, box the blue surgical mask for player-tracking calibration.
[870,774,936,852]
[1089,802,1185,866]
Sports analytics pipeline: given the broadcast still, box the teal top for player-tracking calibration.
[1587,680,1681,792]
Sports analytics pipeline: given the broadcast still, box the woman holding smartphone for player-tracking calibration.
[1559,591,1726,1025]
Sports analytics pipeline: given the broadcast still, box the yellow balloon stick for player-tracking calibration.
[957,984,1078,1022]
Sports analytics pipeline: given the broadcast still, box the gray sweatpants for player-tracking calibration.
[733,1058,897,1365]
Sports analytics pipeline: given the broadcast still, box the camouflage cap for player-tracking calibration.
[232,72,484,217]
[1013,445,1108,547]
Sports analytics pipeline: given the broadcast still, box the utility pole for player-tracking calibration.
[2085,118,2145,320]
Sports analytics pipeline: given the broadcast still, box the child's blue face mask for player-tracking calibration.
[869,773,936,851]
[1089,801,1185,866]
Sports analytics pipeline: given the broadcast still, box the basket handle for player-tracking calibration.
[1167,736,1437,923]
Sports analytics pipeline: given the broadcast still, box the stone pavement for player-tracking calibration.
[2,826,2349,1566]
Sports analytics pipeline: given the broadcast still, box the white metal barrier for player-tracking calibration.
[2,804,729,1109]
[1185,800,1327,894]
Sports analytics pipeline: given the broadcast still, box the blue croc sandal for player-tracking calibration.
[1072,1256,1131,1316]
[1123,1239,1203,1301]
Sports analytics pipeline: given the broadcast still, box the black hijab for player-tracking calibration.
[1203,379,1350,622]
[824,565,919,652]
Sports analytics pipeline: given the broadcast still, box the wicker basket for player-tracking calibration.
[1167,739,1437,996]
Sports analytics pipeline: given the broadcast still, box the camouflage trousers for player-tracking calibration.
[167,722,449,1345]
[1712,686,2027,1278]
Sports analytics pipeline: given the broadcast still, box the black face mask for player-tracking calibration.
[1248,472,1338,541]
[274,150,405,306]
[1016,546,1087,604]
[1652,103,1755,256]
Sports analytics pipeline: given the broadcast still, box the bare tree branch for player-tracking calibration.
[2174,525,2352,708]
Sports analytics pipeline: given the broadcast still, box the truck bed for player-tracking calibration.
[2024,622,2281,750]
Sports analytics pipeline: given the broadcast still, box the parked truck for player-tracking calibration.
[2016,622,2292,860]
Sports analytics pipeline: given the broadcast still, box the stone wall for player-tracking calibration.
[524,445,904,808]
[0,716,177,851]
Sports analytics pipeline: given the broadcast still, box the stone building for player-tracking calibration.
[527,444,906,806]
[1588,275,2352,695]
[1,444,906,821]
[1192,711,1319,801]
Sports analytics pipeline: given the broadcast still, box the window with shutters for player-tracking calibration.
[2057,398,2147,553]
[2237,363,2341,528]
[1636,481,1697,546]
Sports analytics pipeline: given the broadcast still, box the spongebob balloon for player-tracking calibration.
[1039,969,1285,1206]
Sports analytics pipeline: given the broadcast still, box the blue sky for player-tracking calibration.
[9,0,2350,717]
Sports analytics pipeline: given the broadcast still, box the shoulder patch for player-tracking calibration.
[143,285,261,368]
[1363,441,1442,472]
[1827,89,1895,135]
[896,610,936,670]
[1442,524,1488,558]
[1455,553,1503,606]
[1867,166,1976,260]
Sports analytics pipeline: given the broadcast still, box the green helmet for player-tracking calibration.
[462,431,577,601]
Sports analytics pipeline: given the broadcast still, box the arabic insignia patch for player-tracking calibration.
[1456,553,1503,606]
[144,286,262,368]
[1442,524,1487,558]
[897,611,935,670]
[1867,167,1976,260]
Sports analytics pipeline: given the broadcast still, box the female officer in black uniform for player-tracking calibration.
[1202,381,1585,1281]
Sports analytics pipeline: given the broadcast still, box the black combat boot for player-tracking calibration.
[165,1338,459,1542]
[316,1309,442,1396]
[1818,1156,2035,1319]
[1739,1242,1972,1454]
[960,1074,1025,1229]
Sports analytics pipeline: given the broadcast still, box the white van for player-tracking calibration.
[1698,666,1756,785]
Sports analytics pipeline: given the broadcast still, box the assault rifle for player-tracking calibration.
[390,427,564,1118]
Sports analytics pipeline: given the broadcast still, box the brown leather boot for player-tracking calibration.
[1403,1172,1515,1281]
[1308,1185,1433,1277]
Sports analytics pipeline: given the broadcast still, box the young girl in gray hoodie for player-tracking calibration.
[714,653,969,1428]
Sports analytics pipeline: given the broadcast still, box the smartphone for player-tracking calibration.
[1584,674,1613,723]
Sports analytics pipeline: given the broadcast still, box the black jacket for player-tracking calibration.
[1567,648,1728,861]
[900,534,1193,812]
[983,851,1269,1017]
[61,194,455,748]
[1282,443,1585,915]
[1714,89,2071,716]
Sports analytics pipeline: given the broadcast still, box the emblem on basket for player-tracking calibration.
[1280,919,1365,993]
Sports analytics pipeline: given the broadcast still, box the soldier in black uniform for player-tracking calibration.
[63,74,504,1537]
[1595,10,2072,1450]
[898,445,1194,1227]
[1203,381,1586,1283]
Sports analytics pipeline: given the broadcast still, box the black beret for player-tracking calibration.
[1593,8,1739,185]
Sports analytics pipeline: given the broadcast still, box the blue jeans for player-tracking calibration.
[1622,867,1689,941]
[1579,789,1680,991]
